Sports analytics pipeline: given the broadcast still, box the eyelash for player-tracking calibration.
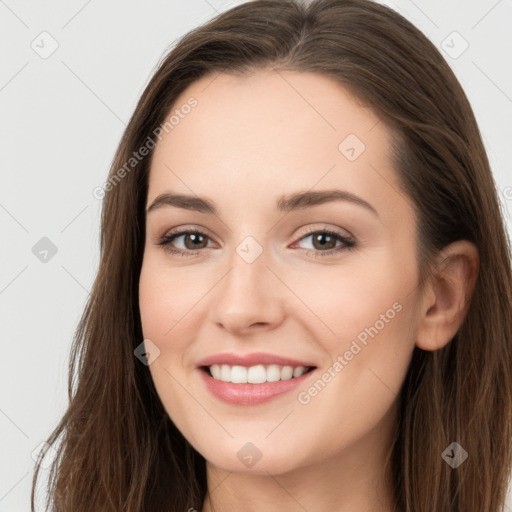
[156,227,356,258]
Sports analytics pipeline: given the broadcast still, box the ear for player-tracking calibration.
[416,240,479,351]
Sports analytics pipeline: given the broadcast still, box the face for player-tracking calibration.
[139,69,423,475]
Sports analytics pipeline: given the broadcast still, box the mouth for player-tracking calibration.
[197,363,317,406]
[200,363,316,383]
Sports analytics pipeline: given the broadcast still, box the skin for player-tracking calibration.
[138,69,479,511]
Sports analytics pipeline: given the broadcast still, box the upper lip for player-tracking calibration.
[196,352,317,368]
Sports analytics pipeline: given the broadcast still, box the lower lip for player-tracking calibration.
[198,368,315,405]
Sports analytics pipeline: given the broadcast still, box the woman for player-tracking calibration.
[31,0,512,510]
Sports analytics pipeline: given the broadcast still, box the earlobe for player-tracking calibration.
[415,240,479,352]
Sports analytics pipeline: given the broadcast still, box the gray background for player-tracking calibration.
[1,0,511,509]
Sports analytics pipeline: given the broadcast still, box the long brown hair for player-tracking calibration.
[31,0,512,510]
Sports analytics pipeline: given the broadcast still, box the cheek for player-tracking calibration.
[289,249,416,347]
[289,250,418,404]
[138,252,218,375]
[289,276,416,464]
[138,257,196,401]
[138,257,205,436]
[138,254,204,347]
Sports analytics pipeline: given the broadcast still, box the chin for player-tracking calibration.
[198,437,308,476]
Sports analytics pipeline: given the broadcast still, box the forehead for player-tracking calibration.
[147,69,407,221]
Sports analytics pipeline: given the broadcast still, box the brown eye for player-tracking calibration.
[310,232,338,251]
[294,228,356,258]
[180,232,209,250]
[156,229,213,256]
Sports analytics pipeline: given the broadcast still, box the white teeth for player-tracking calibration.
[247,364,267,384]
[220,364,231,382]
[207,364,310,383]
[231,365,247,383]
[266,364,281,382]
[281,365,293,380]
[293,366,306,378]
[210,364,221,380]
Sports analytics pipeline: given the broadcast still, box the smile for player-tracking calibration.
[199,365,316,406]
[204,363,313,383]
[196,352,318,405]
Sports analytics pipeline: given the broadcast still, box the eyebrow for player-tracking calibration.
[146,189,378,217]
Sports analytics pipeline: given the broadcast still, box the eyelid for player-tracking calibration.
[294,224,355,242]
[159,224,215,241]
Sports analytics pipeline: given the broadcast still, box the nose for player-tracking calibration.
[211,249,286,336]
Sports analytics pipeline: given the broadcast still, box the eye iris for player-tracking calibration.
[184,233,207,250]
[312,233,336,250]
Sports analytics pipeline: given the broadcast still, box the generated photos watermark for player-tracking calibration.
[297,301,403,405]
[92,96,198,200]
